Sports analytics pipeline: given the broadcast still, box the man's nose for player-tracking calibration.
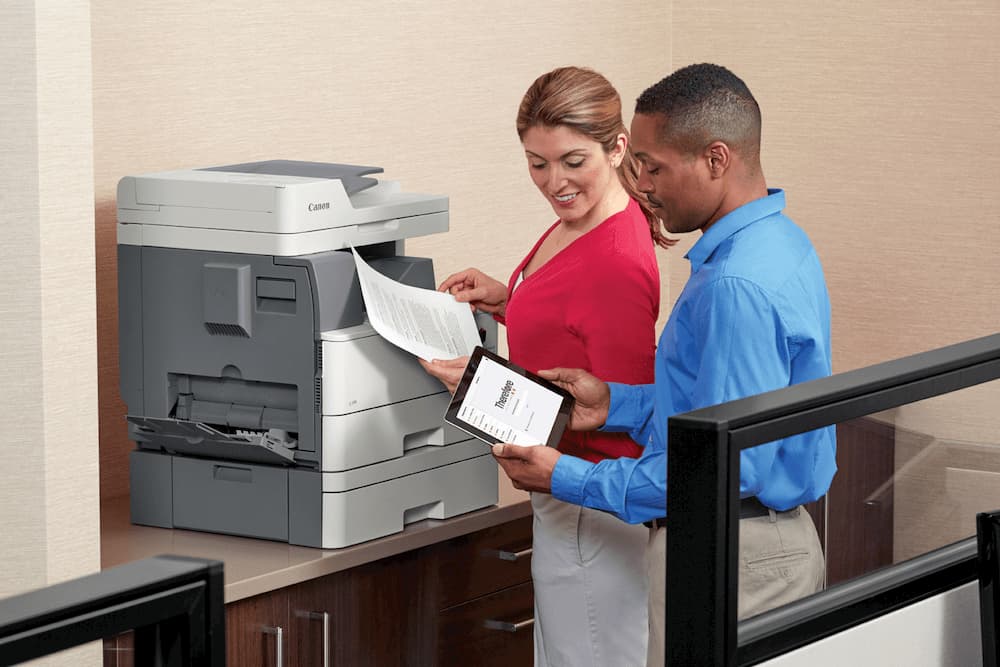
[636,169,654,193]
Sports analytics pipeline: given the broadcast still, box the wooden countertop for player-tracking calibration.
[101,470,530,603]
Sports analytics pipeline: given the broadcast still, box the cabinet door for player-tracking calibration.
[226,589,289,667]
[288,549,436,667]
[435,515,533,609]
[438,580,534,667]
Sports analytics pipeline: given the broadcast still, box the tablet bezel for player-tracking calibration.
[444,346,574,447]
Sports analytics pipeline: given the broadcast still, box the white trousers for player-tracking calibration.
[531,493,649,667]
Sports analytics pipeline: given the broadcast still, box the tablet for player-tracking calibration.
[444,346,574,447]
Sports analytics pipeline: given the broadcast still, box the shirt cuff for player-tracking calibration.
[551,453,590,506]
[602,382,637,432]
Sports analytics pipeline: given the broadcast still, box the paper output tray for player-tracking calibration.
[127,415,296,465]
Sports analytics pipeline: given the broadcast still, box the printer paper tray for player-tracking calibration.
[127,415,295,465]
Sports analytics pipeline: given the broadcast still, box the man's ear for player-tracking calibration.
[705,141,731,178]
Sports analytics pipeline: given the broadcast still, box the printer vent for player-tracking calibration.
[205,322,250,338]
[314,342,323,412]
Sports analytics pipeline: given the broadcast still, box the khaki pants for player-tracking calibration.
[645,507,825,667]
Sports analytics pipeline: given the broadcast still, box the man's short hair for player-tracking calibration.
[635,63,761,162]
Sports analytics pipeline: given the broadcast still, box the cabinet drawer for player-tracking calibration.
[438,581,534,667]
[436,515,532,608]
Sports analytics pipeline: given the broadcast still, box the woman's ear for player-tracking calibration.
[610,132,628,168]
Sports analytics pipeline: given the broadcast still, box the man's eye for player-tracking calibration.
[647,167,660,175]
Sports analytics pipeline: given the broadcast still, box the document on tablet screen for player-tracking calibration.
[455,355,565,446]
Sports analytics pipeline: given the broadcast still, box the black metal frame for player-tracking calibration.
[978,510,1000,667]
[0,554,225,666]
[664,332,1000,666]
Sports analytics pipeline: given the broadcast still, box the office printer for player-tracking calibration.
[118,160,499,548]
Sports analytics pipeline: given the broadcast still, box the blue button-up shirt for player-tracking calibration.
[551,189,837,524]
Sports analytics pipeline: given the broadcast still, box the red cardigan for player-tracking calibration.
[500,198,659,463]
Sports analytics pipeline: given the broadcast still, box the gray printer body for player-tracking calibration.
[118,161,498,548]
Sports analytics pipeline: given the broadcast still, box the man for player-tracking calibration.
[492,63,836,667]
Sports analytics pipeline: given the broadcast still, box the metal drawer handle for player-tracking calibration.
[261,625,284,667]
[295,610,330,667]
[492,546,533,562]
[484,616,535,633]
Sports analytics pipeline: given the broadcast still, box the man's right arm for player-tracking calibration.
[603,382,657,447]
[551,446,666,524]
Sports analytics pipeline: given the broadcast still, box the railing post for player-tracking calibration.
[665,416,741,666]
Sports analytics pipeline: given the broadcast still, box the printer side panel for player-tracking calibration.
[138,247,319,456]
[118,244,144,417]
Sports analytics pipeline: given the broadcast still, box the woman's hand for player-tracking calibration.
[438,268,508,317]
[418,356,470,394]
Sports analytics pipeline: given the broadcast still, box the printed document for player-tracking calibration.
[351,248,481,361]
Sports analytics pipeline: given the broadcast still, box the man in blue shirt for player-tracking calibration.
[492,63,836,667]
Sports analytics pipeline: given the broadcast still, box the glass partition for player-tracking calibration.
[663,333,1000,666]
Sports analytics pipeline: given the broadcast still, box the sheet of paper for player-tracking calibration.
[351,248,481,361]
[454,355,563,446]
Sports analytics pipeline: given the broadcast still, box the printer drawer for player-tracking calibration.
[172,457,289,541]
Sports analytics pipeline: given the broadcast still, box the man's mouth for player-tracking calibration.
[646,195,663,208]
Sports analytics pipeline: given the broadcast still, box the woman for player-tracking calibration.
[422,66,674,667]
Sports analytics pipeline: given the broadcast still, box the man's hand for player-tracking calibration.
[536,367,610,431]
[492,443,561,493]
[417,356,469,394]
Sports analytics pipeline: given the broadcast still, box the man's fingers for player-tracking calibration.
[492,443,531,460]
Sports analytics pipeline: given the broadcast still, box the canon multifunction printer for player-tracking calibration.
[118,160,498,548]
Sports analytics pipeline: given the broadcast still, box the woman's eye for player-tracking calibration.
[530,162,546,170]
[566,160,585,169]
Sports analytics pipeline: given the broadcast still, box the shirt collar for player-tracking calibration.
[685,188,786,271]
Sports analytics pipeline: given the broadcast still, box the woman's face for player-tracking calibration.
[522,124,623,227]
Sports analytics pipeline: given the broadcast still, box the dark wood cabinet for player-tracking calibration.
[431,514,534,666]
[215,515,534,667]
[438,581,534,667]
[226,587,289,667]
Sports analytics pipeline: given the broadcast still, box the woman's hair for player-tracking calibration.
[516,66,676,249]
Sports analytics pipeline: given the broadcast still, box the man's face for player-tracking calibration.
[630,112,717,235]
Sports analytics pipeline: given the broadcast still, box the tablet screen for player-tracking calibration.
[444,347,574,447]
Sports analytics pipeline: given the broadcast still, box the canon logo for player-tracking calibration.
[308,202,330,212]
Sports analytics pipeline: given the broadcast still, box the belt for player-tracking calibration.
[643,497,775,529]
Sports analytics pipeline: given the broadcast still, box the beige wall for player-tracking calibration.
[1,0,100,664]
[672,1,1000,370]
[92,0,675,500]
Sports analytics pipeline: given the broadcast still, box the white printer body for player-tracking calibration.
[118,161,498,548]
